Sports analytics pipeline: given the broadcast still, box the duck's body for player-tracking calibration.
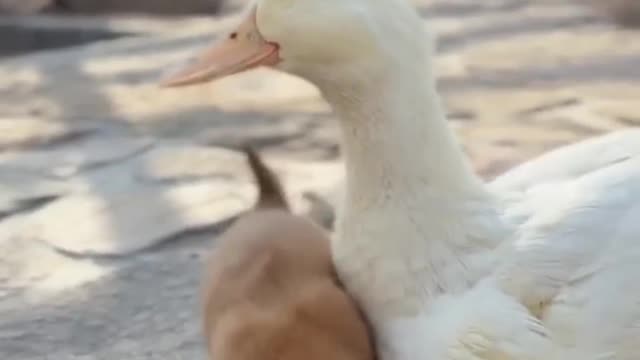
[163,0,640,358]
[493,149,640,359]
[491,129,640,193]
[329,58,640,359]
[327,43,640,359]
[333,87,640,359]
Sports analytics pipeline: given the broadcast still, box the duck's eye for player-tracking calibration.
[229,32,238,40]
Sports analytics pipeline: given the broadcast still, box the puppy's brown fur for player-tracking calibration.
[201,147,375,360]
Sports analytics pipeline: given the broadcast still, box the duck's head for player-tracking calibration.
[162,0,430,89]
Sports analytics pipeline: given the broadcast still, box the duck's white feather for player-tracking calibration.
[383,280,554,360]
[489,146,640,359]
[490,128,640,193]
[496,145,640,301]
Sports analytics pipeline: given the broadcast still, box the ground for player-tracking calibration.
[0,0,639,359]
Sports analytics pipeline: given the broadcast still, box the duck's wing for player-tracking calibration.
[409,280,553,360]
[494,154,640,340]
[489,128,640,194]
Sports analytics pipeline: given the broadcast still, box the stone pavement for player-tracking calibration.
[1,1,638,358]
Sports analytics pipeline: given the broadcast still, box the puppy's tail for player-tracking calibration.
[243,146,289,211]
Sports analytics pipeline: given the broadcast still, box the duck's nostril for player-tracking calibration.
[229,32,238,40]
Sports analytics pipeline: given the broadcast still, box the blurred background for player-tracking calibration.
[1,0,639,359]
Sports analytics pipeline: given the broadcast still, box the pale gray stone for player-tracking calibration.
[0,117,94,151]
[0,136,153,179]
[58,0,223,15]
[0,0,51,14]
[0,171,68,218]
[17,179,252,256]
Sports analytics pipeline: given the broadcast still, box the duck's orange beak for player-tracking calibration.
[161,8,280,88]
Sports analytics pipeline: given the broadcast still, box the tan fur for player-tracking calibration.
[201,147,375,360]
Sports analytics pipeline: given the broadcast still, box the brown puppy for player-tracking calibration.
[201,147,375,360]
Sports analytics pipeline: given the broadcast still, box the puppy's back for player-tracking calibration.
[203,148,333,317]
[202,147,374,360]
[212,276,374,360]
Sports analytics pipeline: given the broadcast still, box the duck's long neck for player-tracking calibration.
[319,66,506,315]
[317,63,509,315]
[322,67,485,206]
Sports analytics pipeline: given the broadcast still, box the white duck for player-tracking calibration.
[162,0,640,359]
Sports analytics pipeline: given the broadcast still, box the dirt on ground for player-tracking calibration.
[0,1,638,359]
